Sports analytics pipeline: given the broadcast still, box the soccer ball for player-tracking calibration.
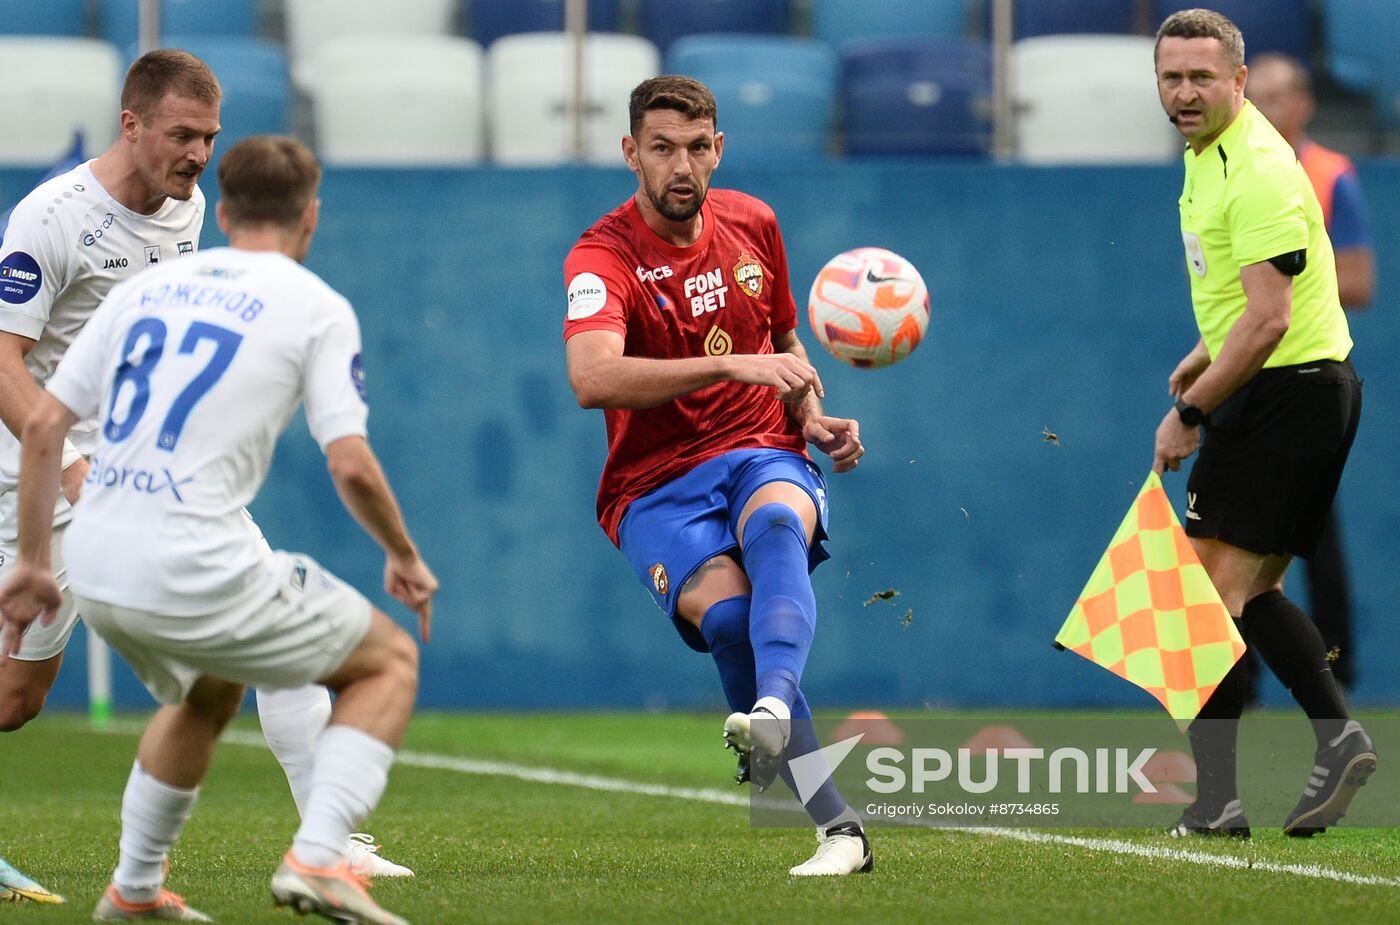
[807,247,930,368]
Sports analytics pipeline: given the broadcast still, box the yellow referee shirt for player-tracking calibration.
[1178,100,1352,366]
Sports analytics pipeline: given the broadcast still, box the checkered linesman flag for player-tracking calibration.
[1054,471,1246,726]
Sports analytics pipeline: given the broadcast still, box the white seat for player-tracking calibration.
[0,38,121,165]
[486,32,660,165]
[285,0,457,92]
[309,35,485,165]
[1012,35,1181,164]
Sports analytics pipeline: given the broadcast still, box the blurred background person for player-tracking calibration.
[1247,52,1375,692]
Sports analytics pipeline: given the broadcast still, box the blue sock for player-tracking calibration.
[741,503,816,710]
[777,689,852,827]
[700,596,756,713]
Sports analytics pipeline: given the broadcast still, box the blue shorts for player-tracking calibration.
[617,448,830,651]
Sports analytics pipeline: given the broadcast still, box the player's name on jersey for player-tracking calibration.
[138,280,266,322]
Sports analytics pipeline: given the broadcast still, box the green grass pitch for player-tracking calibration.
[2,711,1398,923]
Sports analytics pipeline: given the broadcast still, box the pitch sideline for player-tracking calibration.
[98,721,1400,889]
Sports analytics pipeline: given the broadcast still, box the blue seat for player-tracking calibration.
[810,0,969,46]
[840,38,991,156]
[1013,0,1136,38]
[1325,0,1382,94]
[102,0,257,48]
[0,0,85,36]
[1155,0,1307,60]
[469,0,621,46]
[666,35,836,160]
[638,0,790,54]
[1323,0,1400,127]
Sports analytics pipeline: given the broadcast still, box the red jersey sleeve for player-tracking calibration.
[563,244,635,341]
[765,210,798,336]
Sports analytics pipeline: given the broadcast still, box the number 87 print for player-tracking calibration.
[104,318,242,451]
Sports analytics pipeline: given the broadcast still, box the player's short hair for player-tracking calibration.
[1248,52,1311,95]
[1155,9,1245,71]
[121,49,222,118]
[217,135,321,228]
[628,75,718,137]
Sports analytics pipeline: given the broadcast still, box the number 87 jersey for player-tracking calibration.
[45,247,369,615]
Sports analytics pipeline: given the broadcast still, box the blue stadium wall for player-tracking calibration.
[3,161,1397,711]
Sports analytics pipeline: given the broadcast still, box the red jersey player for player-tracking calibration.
[564,76,871,876]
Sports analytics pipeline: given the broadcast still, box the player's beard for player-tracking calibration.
[646,179,705,222]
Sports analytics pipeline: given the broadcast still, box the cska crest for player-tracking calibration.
[733,254,764,298]
[650,562,669,596]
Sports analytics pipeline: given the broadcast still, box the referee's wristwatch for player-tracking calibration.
[1174,398,1209,428]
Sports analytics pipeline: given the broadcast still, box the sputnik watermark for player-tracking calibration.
[785,732,1156,803]
[865,745,1157,794]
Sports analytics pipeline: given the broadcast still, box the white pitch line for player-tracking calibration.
[959,827,1400,888]
[98,722,1400,887]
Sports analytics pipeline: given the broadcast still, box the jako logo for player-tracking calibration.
[103,257,129,270]
[635,264,673,283]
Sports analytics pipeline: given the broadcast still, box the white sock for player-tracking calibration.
[256,685,333,817]
[112,762,198,903]
[753,696,791,722]
[291,725,394,869]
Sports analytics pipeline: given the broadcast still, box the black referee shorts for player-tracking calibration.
[1184,358,1361,559]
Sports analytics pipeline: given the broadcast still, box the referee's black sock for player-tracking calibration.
[1240,590,1349,746]
[1187,623,1248,808]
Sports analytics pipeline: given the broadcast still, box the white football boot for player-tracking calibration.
[789,821,874,876]
[723,699,791,792]
[346,833,414,878]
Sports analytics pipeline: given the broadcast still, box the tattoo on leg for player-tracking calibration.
[682,557,730,595]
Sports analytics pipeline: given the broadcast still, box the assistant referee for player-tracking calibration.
[1151,9,1375,839]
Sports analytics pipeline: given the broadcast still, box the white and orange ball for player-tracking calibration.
[807,247,930,368]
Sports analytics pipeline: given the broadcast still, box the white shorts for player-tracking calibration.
[2,523,79,662]
[76,551,372,705]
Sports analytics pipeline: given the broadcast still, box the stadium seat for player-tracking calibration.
[101,0,257,49]
[810,0,969,47]
[0,0,86,36]
[469,0,622,46]
[839,38,992,156]
[0,38,121,166]
[487,33,659,165]
[1324,0,1400,127]
[308,35,484,165]
[666,35,836,160]
[1009,0,1137,38]
[637,0,790,54]
[1012,35,1180,163]
[285,0,458,91]
[1155,0,1307,61]
[1325,0,1382,95]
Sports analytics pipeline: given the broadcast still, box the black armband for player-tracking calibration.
[1268,249,1307,276]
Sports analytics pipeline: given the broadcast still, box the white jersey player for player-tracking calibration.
[0,159,203,660]
[0,52,406,909]
[59,247,365,613]
[0,135,435,925]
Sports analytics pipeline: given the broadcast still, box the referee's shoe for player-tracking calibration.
[1284,721,1378,837]
[1168,798,1251,839]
